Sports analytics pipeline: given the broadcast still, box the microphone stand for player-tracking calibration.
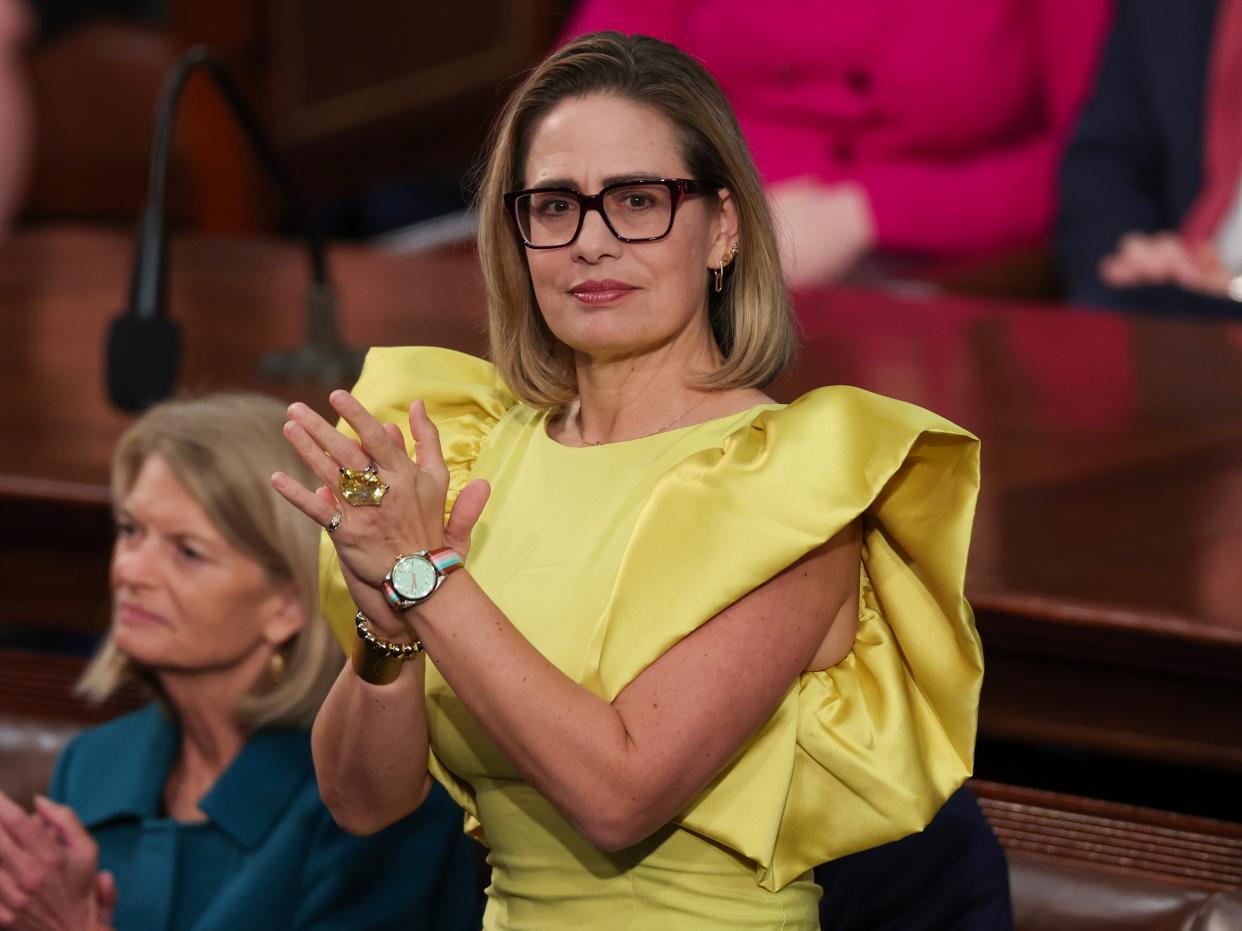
[109,45,363,411]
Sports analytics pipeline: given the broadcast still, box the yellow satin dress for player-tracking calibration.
[320,347,983,931]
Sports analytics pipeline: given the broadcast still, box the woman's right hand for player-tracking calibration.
[0,792,113,931]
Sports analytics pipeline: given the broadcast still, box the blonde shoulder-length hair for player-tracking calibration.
[476,30,798,411]
[78,393,340,731]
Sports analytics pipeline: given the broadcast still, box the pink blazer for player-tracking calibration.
[563,0,1112,257]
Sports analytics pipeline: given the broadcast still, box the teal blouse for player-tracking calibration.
[50,704,482,930]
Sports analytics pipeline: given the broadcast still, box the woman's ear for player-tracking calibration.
[712,187,741,264]
[258,582,305,648]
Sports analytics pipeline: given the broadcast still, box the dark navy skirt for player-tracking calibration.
[814,786,1013,930]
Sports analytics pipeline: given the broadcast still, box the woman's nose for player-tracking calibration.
[112,537,158,589]
[572,207,621,262]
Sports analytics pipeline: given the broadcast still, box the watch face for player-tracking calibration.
[392,555,437,600]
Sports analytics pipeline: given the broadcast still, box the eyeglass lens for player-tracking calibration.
[514,183,675,247]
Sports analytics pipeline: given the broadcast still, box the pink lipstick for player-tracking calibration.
[569,279,638,306]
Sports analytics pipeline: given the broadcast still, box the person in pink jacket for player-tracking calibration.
[563,0,1112,286]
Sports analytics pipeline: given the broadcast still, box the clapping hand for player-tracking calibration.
[272,391,490,629]
[0,792,115,931]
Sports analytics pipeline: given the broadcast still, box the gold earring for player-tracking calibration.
[712,244,740,294]
[269,650,286,681]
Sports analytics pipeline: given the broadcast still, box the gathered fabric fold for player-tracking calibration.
[581,389,982,889]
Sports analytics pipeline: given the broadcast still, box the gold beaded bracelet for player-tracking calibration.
[351,611,423,686]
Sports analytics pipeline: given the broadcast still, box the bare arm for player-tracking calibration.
[308,609,432,835]
[410,521,860,850]
[275,446,456,835]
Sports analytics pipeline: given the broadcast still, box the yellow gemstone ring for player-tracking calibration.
[339,462,389,507]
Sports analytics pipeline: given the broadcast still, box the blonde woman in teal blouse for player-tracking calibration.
[0,394,480,931]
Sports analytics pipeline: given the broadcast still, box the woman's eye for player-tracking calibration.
[538,199,575,217]
[609,188,658,212]
[178,544,202,561]
[114,521,138,539]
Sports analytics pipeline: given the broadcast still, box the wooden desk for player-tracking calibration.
[4,226,1240,773]
[776,289,1242,772]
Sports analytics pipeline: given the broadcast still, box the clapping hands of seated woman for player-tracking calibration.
[1100,231,1242,301]
[271,390,490,637]
[0,791,115,931]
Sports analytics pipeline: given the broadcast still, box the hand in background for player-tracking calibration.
[0,792,113,931]
[768,179,876,288]
[1100,231,1237,299]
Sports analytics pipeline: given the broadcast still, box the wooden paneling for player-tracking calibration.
[972,779,1242,891]
[24,2,571,228]
[24,24,185,223]
[268,0,571,202]
[0,650,144,723]
[272,0,558,144]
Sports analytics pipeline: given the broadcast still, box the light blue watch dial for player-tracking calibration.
[392,555,437,600]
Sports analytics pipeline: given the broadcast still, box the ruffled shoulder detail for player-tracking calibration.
[318,347,516,652]
[581,386,983,891]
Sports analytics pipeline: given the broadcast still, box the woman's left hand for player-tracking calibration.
[273,391,486,588]
[0,792,111,931]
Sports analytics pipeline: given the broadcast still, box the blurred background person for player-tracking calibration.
[1057,0,1242,317]
[0,0,32,232]
[0,0,169,236]
[0,394,481,931]
[563,0,1112,288]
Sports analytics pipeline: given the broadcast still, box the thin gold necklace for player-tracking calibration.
[574,395,712,446]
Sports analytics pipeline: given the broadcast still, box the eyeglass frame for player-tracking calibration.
[503,178,720,249]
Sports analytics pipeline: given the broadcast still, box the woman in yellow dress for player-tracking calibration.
[272,31,983,930]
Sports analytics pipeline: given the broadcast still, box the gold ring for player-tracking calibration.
[325,512,342,533]
[339,462,389,507]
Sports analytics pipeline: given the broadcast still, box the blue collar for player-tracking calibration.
[74,704,313,850]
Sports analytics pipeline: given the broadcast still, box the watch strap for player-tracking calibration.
[428,546,464,576]
[382,579,411,611]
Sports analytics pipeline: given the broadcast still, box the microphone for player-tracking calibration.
[106,45,362,412]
